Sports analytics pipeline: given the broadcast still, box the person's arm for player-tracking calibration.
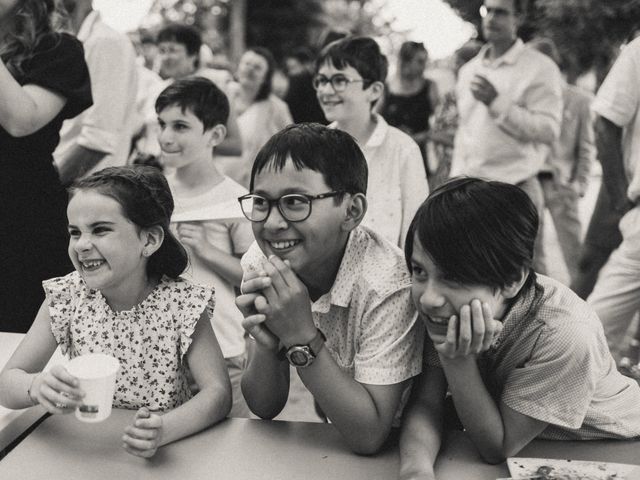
[398,367,447,480]
[57,35,137,184]
[123,310,232,457]
[595,115,630,212]
[570,95,596,196]
[0,301,83,413]
[434,303,548,464]
[252,255,414,454]
[399,140,430,247]
[0,60,67,137]
[177,222,244,286]
[237,271,291,419]
[472,64,562,145]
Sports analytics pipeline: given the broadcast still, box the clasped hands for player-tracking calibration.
[429,299,503,361]
[235,255,317,352]
[30,367,163,458]
[470,74,498,106]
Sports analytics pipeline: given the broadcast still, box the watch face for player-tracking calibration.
[289,350,309,367]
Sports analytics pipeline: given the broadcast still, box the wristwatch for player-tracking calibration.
[283,329,326,368]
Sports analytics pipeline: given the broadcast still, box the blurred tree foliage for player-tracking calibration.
[443,0,640,84]
[149,0,397,63]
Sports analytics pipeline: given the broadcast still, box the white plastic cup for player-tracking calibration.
[66,353,120,423]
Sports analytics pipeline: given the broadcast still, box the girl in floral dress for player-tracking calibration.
[0,165,231,458]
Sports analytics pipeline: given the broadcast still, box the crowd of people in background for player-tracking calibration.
[1,0,640,477]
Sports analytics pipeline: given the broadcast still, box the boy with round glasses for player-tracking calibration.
[236,123,424,454]
[313,36,428,248]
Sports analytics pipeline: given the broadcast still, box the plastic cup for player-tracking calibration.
[66,353,120,423]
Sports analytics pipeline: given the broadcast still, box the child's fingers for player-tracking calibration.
[235,293,260,316]
[240,275,271,295]
[40,384,83,409]
[481,302,498,352]
[135,415,162,430]
[43,375,84,400]
[457,305,472,355]
[445,315,458,351]
[469,299,485,354]
[125,426,159,440]
[253,295,272,315]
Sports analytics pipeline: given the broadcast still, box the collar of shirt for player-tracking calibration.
[77,10,101,43]
[491,273,544,350]
[328,113,389,148]
[480,38,525,68]
[311,228,365,314]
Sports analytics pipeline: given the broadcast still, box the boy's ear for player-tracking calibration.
[500,267,529,299]
[365,81,384,104]
[207,124,227,147]
[341,193,367,232]
[141,225,165,257]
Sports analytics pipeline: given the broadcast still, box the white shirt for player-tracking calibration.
[331,114,429,248]
[170,177,254,359]
[451,39,563,184]
[54,11,138,174]
[592,37,640,202]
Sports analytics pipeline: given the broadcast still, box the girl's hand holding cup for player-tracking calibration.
[122,407,163,458]
[29,365,85,415]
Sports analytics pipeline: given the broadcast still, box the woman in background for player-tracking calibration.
[0,0,92,332]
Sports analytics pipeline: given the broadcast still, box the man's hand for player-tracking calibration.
[470,74,498,106]
[257,255,317,347]
[122,407,163,458]
[433,299,502,360]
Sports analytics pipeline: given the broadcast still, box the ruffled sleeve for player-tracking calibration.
[21,32,92,119]
[42,272,82,356]
[176,280,216,361]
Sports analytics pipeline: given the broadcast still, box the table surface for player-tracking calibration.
[1,408,639,480]
[0,332,65,452]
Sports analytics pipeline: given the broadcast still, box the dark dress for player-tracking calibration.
[0,33,92,332]
[380,79,435,138]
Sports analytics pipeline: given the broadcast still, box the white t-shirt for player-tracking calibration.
[170,176,254,358]
[592,37,640,202]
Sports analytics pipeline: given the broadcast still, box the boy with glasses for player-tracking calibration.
[236,123,423,454]
[313,36,428,248]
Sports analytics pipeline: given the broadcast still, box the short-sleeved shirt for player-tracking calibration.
[592,37,640,202]
[424,274,640,440]
[329,115,429,247]
[241,226,423,386]
[170,176,253,359]
[43,272,215,412]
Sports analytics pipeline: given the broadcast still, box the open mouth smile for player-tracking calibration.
[80,259,105,272]
[267,239,301,252]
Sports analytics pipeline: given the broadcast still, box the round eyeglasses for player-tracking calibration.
[238,191,344,223]
[312,74,369,92]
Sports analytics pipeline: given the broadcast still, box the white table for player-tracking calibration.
[0,332,64,452]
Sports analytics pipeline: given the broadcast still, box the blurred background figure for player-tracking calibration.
[426,40,482,189]
[284,46,327,124]
[0,0,92,332]
[378,41,439,173]
[54,0,138,184]
[528,36,596,285]
[227,47,292,187]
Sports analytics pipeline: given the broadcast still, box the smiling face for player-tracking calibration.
[315,61,379,126]
[157,104,215,170]
[400,50,428,80]
[158,40,197,80]
[67,190,150,301]
[251,158,350,288]
[237,50,269,92]
[409,235,510,342]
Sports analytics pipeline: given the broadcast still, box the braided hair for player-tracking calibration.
[69,166,188,279]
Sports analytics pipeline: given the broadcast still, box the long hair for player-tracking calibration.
[0,0,60,76]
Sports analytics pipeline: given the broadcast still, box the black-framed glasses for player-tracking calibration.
[238,191,344,223]
[312,74,369,92]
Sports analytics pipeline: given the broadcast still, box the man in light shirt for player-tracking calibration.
[450,0,563,274]
[55,0,138,184]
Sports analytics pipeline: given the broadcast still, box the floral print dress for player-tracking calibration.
[43,271,215,412]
